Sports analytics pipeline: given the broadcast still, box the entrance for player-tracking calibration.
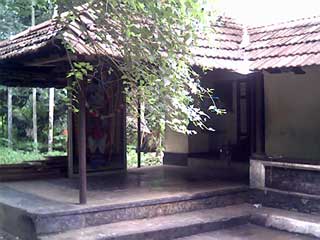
[235,78,253,162]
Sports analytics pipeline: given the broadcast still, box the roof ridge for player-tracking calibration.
[249,28,320,44]
[249,51,320,61]
[9,19,56,41]
[246,39,320,52]
[248,15,320,30]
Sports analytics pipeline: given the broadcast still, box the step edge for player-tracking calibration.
[31,186,249,217]
[250,207,320,238]
[38,210,251,240]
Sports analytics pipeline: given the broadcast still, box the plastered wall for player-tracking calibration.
[164,127,189,153]
[264,66,320,160]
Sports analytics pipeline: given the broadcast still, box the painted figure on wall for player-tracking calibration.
[86,82,111,169]
[72,67,125,173]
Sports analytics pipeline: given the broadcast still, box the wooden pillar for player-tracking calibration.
[79,82,87,204]
[66,78,74,178]
[255,72,266,155]
[250,76,257,154]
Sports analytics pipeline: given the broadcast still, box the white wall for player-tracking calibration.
[264,66,320,160]
[164,127,189,153]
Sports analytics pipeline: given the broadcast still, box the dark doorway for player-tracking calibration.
[235,79,253,162]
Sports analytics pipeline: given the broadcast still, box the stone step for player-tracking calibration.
[252,206,320,238]
[0,185,248,239]
[175,206,320,240]
[39,204,252,240]
[32,186,248,236]
[175,223,317,240]
[250,188,320,216]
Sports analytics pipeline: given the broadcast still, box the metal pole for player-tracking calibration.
[137,78,142,168]
[79,83,87,204]
[137,96,141,168]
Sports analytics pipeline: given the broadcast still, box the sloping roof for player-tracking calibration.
[0,20,60,60]
[247,16,320,70]
[190,17,245,71]
[0,14,244,71]
[1,13,320,72]
[0,9,119,61]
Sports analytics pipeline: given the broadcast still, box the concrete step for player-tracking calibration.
[176,206,320,240]
[0,185,248,239]
[39,204,252,240]
[176,223,317,240]
[31,186,248,236]
[252,206,320,238]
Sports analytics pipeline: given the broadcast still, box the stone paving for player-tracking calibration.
[0,165,247,211]
[177,224,318,240]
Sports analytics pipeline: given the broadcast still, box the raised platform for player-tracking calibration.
[250,157,320,215]
[0,166,248,239]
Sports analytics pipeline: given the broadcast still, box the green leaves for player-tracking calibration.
[67,62,94,81]
[0,0,54,40]
[56,0,221,152]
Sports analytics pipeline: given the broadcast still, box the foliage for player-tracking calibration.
[127,145,162,168]
[0,0,54,40]
[0,88,68,153]
[0,1,67,157]
[0,146,42,164]
[55,0,222,155]
[0,0,225,166]
[0,145,66,164]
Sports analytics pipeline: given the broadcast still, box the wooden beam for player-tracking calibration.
[292,67,306,74]
[24,56,70,67]
[0,67,67,88]
[266,68,281,74]
[79,81,87,204]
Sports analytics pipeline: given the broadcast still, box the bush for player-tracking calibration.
[0,146,44,165]
[127,145,162,168]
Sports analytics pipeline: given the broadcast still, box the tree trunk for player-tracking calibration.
[1,115,3,137]
[31,0,35,26]
[48,88,54,152]
[7,87,12,148]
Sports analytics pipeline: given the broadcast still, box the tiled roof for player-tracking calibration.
[1,12,320,72]
[0,20,60,60]
[0,8,120,61]
[247,16,320,70]
[190,17,245,71]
